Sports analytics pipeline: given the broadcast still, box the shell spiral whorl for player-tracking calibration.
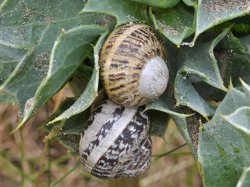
[100,24,169,107]
[79,99,152,179]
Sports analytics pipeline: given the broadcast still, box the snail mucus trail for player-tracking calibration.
[79,23,169,179]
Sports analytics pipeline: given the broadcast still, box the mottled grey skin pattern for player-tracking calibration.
[79,100,152,179]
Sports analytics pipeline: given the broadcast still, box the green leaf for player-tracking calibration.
[174,29,228,117]
[150,4,195,46]
[193,0,250,43]
[148,110,169,138]
[217,32,250,86]
[0,45,27,85]
[131,0,180,8]
[146,91,190,138]
[241,80,250,102]
[198,86,250,187]
[17,25,106,129]
[175,73,215,117]
[48,30,109,124]
[224,107,250,133]
[237,167,250,187]
[224,106,250,164]
[183,0,197,7]
[232,23,250,34]
[0,0,110,127]
[146,92,190,118]
[44,98,90,155]
[81,0,148,25]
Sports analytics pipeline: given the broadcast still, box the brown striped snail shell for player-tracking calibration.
[100,23,169,107]
[79,99,152,179]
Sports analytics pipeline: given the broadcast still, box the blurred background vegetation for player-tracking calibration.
[0,84,201,187]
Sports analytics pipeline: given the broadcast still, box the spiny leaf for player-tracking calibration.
[43,98,89,155]
[175,73,215,118]
[198,85,250,187]
[146,93,191,118]
[217,32,250,86]
[145,91,191,138]
[174,29,228,118]
[0,0,110,128]
[193,0,250,43]
[16,25,106,130]
[150,4,195,46]
[48,30,109,124]
[224,106,250,165]
[224,106,250,133]
[81,0,148,26]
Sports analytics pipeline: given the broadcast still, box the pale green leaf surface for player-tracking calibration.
[225,107,250,133]
[48,31,109,124]
[0,93,17,104]
[172,116,193,152]
[146,94,190,118]
[0,0,94,48]
[0,0,109,126]
[131,0,180,8]
[241,80,250,103]
[174,29,228,117]
[150,4,195,46]
[224,106,250,165]
[0,45,27,85]
[18,25,106,128]
[193,0,250,42]
[146,91,190,138]
[198,87,250,187]
[237,167,250,187]
[178,28,228,90]
[175,73,215,117]
[82,0,148,25]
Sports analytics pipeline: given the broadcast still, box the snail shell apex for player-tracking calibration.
[79,99,152,179]
[100,24,169,107]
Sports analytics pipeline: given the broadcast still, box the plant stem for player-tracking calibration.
[108,177,139,187]
[50,162,81,187]
[19,129,24,187]
[47,140,51,187]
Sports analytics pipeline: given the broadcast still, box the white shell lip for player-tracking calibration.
[138,56,169,101]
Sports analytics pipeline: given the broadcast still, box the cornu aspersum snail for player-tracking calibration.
[100,23,169,107]
[79,24,169,178]
[79,99,152,178]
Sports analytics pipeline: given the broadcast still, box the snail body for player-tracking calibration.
[100,24,169,107]
[79,99,152,178]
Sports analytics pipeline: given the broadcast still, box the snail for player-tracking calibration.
[100,23,169,107]
[79,99,152,178]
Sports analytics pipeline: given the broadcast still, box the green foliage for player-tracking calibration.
[131,0,180,8]
[1,0,250,186]
[198,85,250,187]
[82,0,148,25]
[237,167,250,187]
[150,4,194,46]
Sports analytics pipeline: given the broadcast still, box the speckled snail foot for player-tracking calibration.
[79,99,152,179]
[100,23,169,107]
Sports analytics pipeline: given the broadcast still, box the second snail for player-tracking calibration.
[79,23,169,179]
